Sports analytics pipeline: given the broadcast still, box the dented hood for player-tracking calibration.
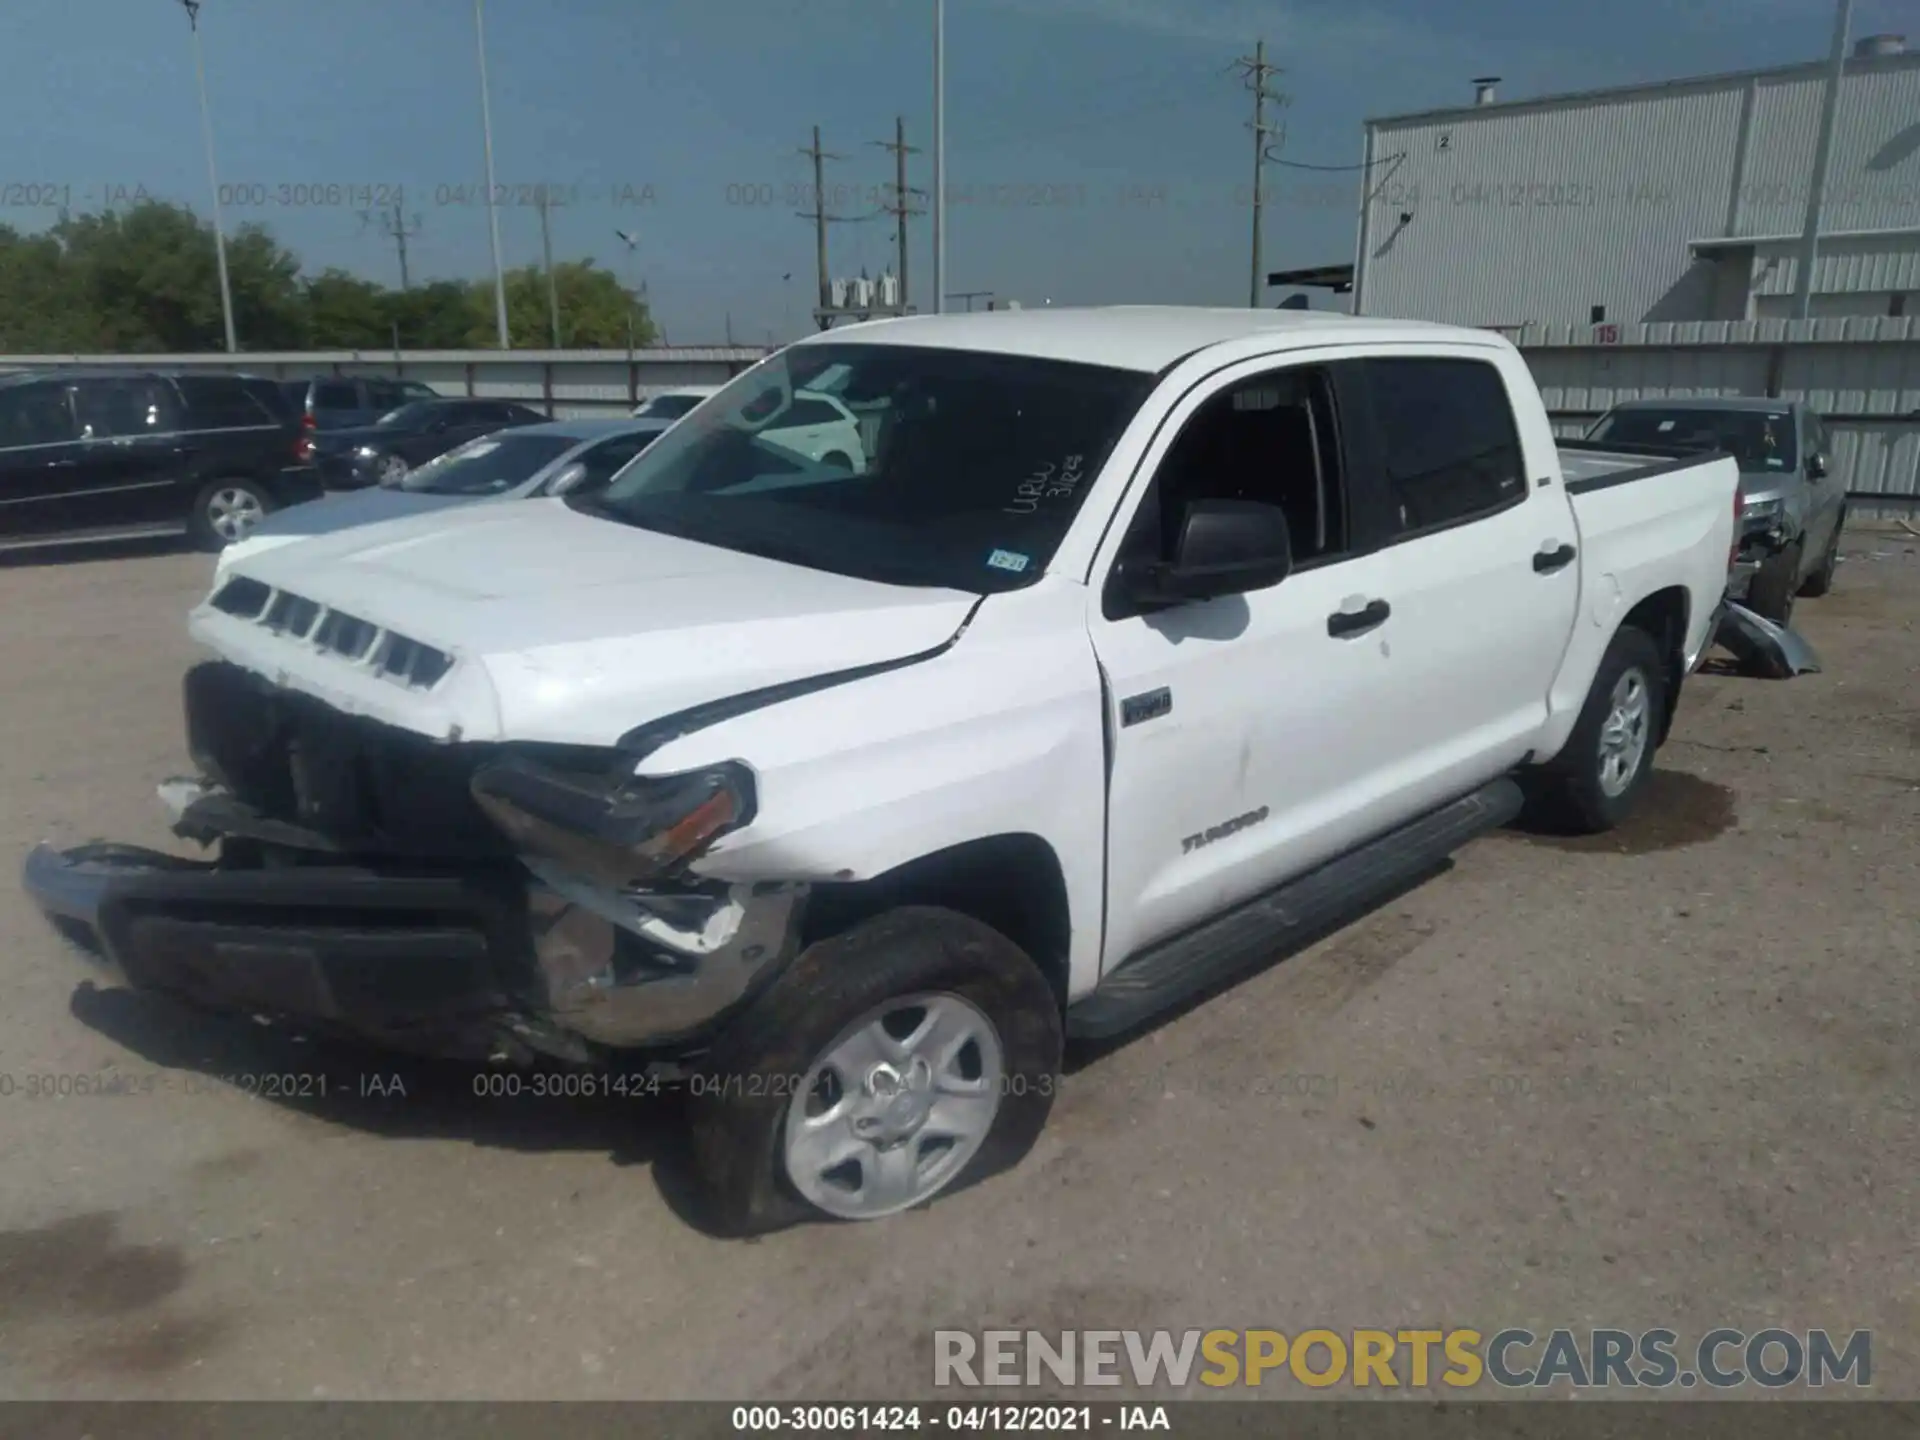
[191,498,979,745]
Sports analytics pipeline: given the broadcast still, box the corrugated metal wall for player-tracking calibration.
[1358,53,1920,326]
[1517,320,1920,504]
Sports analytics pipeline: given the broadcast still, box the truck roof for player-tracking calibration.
[805,305,1494,373]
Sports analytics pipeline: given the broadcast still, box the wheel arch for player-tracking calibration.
[1620,584,1690,748]
[797,833,1073,1012]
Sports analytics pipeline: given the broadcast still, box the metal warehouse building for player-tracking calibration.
[1339,34,1920,327]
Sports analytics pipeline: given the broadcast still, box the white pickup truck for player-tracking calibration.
[25,308,1739,1234]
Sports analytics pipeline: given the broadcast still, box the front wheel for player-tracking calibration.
[376,453,410,486]
[1746,540,1802,626]
[1799,513,1844,598]
[1523,625,1666,835]
[190,478,275,550]
[686,907,1063,1236]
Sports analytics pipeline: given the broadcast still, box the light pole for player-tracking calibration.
[933,0,946,314]
[474,0,511,348]
[614,228,643,362]
[179,1,237,353]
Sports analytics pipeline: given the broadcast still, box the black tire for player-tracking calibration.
[1798,514,1844,598]
[686,906,1063,1237]
[1523,625,1666,835]
[1745,541,1802,626]
[188,477,276,552]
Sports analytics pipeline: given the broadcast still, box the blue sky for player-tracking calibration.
[4,0,1907,344]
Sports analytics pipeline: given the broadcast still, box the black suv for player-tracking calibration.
[281,375,442,431]
[0,370,324,553]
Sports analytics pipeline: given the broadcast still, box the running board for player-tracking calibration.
[1066,778,1523,1041]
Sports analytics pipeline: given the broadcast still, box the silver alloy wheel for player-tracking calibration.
[1597,667,1651,798]
[205,485,266,543]
[377,453,410,484]
[782,991,1005,1220]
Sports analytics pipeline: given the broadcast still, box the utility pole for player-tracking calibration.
[797,126,855,328]
[361,202,424,290]
[870,116,926,310]
[933,0,946,313]
[1794,0,1854,320]
[1234,39,1288,308]
[537,184,562,347]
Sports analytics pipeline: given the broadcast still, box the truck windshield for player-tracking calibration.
[1589,407,1797,472]
[585,343,1153,591]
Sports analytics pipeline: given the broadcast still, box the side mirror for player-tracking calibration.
[1806,452,1828,479]
[544,461,589,497]
[1120,498,1293,606]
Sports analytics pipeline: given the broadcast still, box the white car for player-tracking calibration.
[26,307,1739,1235]
[631,385,722,420]
[635,385,865,471]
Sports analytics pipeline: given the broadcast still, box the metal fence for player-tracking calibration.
[0,347,774,418]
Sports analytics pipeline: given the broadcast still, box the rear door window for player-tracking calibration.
[1362,357,1527,535]
[313,380,359,409]
[72,377,184,439]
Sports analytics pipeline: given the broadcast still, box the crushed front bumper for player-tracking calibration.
[23,835,805,1063]
[23,841,530,1056]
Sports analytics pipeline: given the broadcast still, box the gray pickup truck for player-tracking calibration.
[1586,398,1846,626]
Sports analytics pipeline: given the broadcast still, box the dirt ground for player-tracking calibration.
[0,525,1914,1402]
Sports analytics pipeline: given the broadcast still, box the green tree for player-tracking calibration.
[392,280,486,349]
[0,226,90,351]
[50,201,304,351]
[304,268,391,348]
[476,260,655,348]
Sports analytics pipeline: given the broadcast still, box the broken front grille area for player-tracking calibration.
[208,577,454,690]
[182,661,613,860]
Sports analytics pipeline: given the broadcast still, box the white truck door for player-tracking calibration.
[1088,358,1417,968]
[1343,349,1582,813]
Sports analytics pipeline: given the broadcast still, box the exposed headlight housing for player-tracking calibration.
[471,755,756,890]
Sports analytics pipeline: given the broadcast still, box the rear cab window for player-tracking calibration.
[1360,356,1527,537]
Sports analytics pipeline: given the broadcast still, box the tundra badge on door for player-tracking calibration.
[1182,806,1270,853]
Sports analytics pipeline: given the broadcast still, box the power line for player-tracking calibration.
[1232,39,1289,307]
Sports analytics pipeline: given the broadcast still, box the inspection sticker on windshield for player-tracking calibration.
[986,549,1031,573]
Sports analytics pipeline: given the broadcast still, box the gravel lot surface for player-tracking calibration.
[0,525,1914,1401]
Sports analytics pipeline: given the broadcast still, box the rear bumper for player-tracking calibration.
[23,841,531,1056]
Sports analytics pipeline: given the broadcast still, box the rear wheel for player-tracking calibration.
[1523,625,1665,835]
[686,906,1062,1236]
[1799,513,1844,598]
[190,478,274,550]
[1746,541,1801,626]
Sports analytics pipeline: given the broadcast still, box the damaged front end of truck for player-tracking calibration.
[23,658,809,1068]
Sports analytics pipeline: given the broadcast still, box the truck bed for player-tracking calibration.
[1556,437,1730,493]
